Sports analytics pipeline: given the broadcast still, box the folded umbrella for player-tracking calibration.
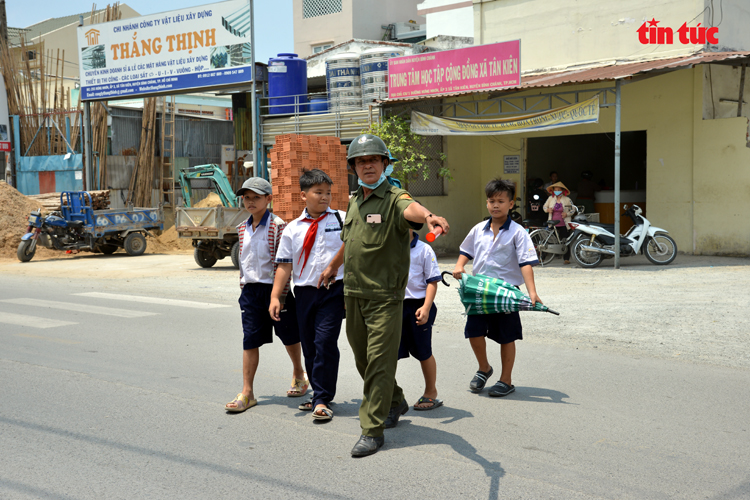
[456,273,559,316]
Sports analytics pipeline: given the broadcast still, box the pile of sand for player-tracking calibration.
[194,192,224,208]
[149,225,193,253]
[0,181,46,258]
[148,193,225,253]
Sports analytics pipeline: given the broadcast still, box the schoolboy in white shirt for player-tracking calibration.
[225,177,307,413]
[397,228,443,411]
[452,178,542,398]
[270,169,345,422]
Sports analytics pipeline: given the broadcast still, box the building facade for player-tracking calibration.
[384,0,750,256]
[292,0,425,58]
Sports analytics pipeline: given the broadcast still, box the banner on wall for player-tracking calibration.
[78,0,253,101]
[410,96,600,136]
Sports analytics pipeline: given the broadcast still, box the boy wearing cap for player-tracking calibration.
[269,169,345,422]
[225,177,307,413]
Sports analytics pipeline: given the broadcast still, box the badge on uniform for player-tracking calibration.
[366,214,382,224]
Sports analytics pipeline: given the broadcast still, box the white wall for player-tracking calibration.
[352,0,424,42]
[473,0,708,72]
[293,0,424,58]
[708,0,750,52]
[293,0,354,59]
[418,0,474,39]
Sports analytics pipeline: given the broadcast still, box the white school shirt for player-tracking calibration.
[405,234,442,300]
[275,207,345,287]
[458,217,539,286]
[240,210,274,285]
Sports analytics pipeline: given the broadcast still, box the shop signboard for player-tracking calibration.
[411,96,600,136]
[78,0,253,101]
[388,41,520,99]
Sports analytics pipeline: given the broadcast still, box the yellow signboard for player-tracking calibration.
[411,96,600,135]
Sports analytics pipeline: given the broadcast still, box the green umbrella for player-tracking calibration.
[455,273,559,316]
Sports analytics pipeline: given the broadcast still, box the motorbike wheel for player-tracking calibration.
[99,244,118,255]
[17,240,36,262]
[572,237,603,268]
[124,233,147,256]
[194,248,217,268]
[644,234,677,265]
[529,229,555,266]
[230,241,240,269]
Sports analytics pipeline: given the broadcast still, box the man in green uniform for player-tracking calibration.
[319,134,449,457]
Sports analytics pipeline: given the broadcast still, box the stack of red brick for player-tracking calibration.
[269,134,350,222]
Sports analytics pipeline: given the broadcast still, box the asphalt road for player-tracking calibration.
[1,254,749,499]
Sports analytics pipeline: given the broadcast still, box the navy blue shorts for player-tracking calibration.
[239,283,300,350]
[464,311,523,345]
[398,298,437,361]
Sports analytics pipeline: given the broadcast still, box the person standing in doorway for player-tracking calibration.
[542,181,575,264]
[543,171,559,190]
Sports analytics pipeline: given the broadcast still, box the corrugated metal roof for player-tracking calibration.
[382,51,750,103]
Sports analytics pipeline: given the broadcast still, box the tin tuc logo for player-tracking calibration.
[637,18,718,45]
[85,29,100,45]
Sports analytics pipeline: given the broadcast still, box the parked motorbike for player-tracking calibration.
[569,204,677,268]
[17,209,115,262]
[529,205,589,265]
[523,192,547,229]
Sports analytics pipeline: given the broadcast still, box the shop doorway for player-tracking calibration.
[526,131,647,231]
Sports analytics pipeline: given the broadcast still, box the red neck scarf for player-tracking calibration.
[298,211,328,277]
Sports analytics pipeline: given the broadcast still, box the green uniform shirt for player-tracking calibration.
[341,181,423,301]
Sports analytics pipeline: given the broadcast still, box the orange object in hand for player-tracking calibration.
[426,226,443,242]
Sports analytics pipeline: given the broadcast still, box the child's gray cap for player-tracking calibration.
[236,177,272,196]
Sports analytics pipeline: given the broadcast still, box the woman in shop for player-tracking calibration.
[542,181,575,264]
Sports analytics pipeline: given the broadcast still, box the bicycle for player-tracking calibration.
[529,206,586,266]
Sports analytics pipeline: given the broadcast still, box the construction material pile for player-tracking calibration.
[269,134,349,222]
[26,190,111,212]
[0,181,44,257]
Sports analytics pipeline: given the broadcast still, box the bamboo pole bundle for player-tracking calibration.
[127,97,158,207]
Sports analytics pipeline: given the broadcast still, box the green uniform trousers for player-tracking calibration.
[344,295,404,438]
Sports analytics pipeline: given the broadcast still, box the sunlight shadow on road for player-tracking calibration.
[0,415,352,500]
[387,420,505,500]
[505,386,576,405]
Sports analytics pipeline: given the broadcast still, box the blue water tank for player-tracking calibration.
[309,97,328,114]
[268,53,308,115]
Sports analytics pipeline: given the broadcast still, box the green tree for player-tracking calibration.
[361,115,450,184]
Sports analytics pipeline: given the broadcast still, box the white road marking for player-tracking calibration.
[0,298,158,318]
[74,292,231,309]
[0,311,77,329]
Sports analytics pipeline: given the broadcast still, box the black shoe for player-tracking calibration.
[488,380,515,397]
[384,399,409,429]
[469,367,494,393]
[351,435,384,457]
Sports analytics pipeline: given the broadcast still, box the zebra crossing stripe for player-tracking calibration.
[74,292,231,309]
[0,311,77,329]
[0,298,158,318]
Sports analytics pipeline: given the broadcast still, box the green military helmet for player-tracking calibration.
[347,134,390,167]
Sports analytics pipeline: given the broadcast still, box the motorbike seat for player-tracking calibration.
[587,222,615,232]
[67,220,85,229]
